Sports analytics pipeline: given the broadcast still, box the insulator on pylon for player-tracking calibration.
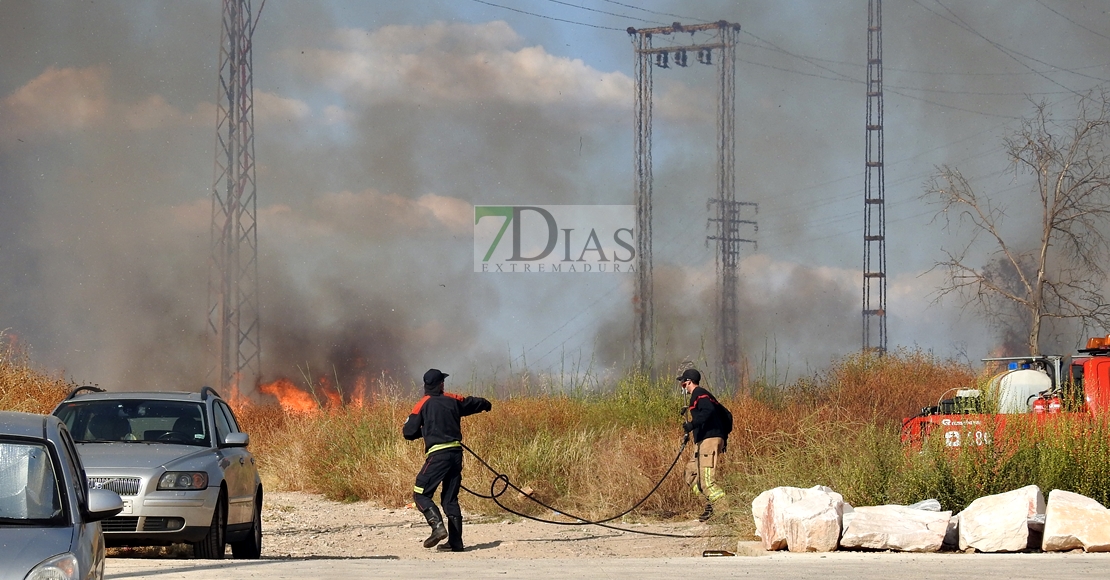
[697,48,712,65]
[655,52,669,68]
[675,49,687,67]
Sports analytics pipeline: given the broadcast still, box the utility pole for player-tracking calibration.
[628,21,746,387]
[862,0,888,354]
[707,198,756,390]
[208,0,263,395]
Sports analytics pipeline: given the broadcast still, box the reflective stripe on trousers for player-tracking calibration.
[684,437,725,503]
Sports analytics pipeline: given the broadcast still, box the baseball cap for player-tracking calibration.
[423,368,449,385]
[676,368,701,384]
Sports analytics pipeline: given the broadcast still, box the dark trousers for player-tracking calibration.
[413,448,463,518]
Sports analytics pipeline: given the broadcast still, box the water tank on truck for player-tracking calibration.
[989,365,1052,413]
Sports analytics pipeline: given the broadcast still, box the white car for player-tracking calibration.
[0,411,123,580]
[52,386,262,559]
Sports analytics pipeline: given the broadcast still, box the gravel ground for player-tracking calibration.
[105,490,744,560]
[104,492,1110,580]
[256,491,742,559]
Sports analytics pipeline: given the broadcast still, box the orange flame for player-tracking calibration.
[248,369,387,413]
[350,375,368,409]
[259,378,321,413]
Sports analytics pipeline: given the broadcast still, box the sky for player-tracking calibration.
[2,0,1109,396]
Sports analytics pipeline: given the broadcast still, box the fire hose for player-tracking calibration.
[459,433,725,538]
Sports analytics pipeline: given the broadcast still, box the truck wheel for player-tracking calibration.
[192,492,226,559]
[231,493,263,559]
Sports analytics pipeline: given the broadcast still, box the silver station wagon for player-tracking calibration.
[52,387,262,559]
[0,411,123,580]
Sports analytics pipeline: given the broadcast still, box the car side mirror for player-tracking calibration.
[87,488,124,521]
[222,432,250,447]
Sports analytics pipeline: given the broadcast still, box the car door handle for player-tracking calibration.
[239,457,245,465]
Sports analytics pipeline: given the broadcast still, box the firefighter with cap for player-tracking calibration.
[678,368,729,522]
[403,368,492,551]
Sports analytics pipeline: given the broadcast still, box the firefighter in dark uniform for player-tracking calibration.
[678,368,728,522]
[403,368,492,551]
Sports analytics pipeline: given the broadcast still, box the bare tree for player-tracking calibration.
[925,94,1110,356]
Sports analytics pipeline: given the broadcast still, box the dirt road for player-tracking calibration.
[102,491,1110,579]
[104,552,1110,580]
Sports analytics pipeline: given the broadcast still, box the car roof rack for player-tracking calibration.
[64,385,105,400]
[200,386,222,401]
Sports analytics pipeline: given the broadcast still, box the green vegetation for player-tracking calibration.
[7,340,1110,538]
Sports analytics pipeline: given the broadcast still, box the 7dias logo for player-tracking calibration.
[474,205,636,273]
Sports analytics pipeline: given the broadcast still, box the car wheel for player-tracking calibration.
[193,491,226,559]
[231,492,263,559]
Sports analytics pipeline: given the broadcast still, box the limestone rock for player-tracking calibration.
[752,485,844,551]
[783,493,842,552]
[840,505,952,552]
[1042,489,1110,552]
[958,485,1045,552]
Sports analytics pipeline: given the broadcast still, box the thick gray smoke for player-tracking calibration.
[1,1,1107,395]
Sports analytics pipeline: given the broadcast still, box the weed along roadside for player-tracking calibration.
[9,342,1110,564]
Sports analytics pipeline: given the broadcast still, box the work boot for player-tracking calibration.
[422,506,448,548]
[445,515,464,552]
[697,503,714,522]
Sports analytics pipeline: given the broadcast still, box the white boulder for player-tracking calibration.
[1042,489,1110,552]
[840,504,952,552]
[752,485,845,552]
[958,485,1045,552]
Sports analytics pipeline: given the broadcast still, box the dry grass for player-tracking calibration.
[0,335,73,414]
[245,348,982,530]
[8,341,1088,529]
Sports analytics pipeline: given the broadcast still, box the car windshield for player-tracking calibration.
[0,440,65,525]
[55,400,209,447]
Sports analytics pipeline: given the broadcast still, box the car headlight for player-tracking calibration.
[24,553,78,580]
[157,471,209,490]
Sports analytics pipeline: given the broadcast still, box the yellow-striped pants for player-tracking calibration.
[684,436,725,503]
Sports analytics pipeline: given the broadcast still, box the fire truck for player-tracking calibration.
[901,336,1110,446]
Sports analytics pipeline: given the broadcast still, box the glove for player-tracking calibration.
[478,399,492,413]
[678,406,689,417]
[682,421,693,433]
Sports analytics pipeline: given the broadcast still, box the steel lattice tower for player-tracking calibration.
[862,0,888,354]
[629,21,747,384]
[208,0,262,394]
[631,28,655,374]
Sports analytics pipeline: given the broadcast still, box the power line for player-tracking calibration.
[914,0,1108,92]
[467,0,624,31]
[742,29,858,83]
[736,29,1038,120]
[542,0,662,25]
[516,284,621,361]
[737,37,1110,78]
[1035,0,1110,43]
[734,50,1028,119]
[885,86,1024,119]
[597,0,709,23]
[884,84,1071,98]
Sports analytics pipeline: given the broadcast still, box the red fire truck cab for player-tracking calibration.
[901,336,1110,446]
